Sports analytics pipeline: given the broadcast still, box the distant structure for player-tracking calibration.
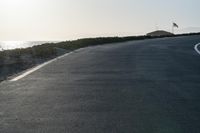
[147,30,174,37]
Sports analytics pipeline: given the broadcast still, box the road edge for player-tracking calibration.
[10,48,84,82]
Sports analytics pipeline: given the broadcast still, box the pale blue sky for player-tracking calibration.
[0,0,200,40]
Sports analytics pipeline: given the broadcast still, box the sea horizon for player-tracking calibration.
[0,41,61,51]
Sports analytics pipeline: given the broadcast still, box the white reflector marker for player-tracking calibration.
[194,43,200,55]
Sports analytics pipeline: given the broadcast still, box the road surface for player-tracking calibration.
[0,35,200,133]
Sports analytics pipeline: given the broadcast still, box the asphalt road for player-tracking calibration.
[0,35,200,133]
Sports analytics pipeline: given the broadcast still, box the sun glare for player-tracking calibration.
[6,0,27,5]
[3,0,35,9]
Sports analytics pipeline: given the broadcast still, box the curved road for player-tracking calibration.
[1,35,200,133]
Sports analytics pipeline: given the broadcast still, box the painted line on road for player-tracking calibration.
[194,43,200,55]
[10,50,77,82]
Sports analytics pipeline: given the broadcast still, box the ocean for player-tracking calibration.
[0,41,60,51]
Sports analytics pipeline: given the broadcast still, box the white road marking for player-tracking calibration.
[10,51,74,82]
[194,43,200,55]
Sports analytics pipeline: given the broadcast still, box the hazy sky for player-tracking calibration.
[0,0,200,40]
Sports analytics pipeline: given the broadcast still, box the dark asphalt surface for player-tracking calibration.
[0,35,200,133]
